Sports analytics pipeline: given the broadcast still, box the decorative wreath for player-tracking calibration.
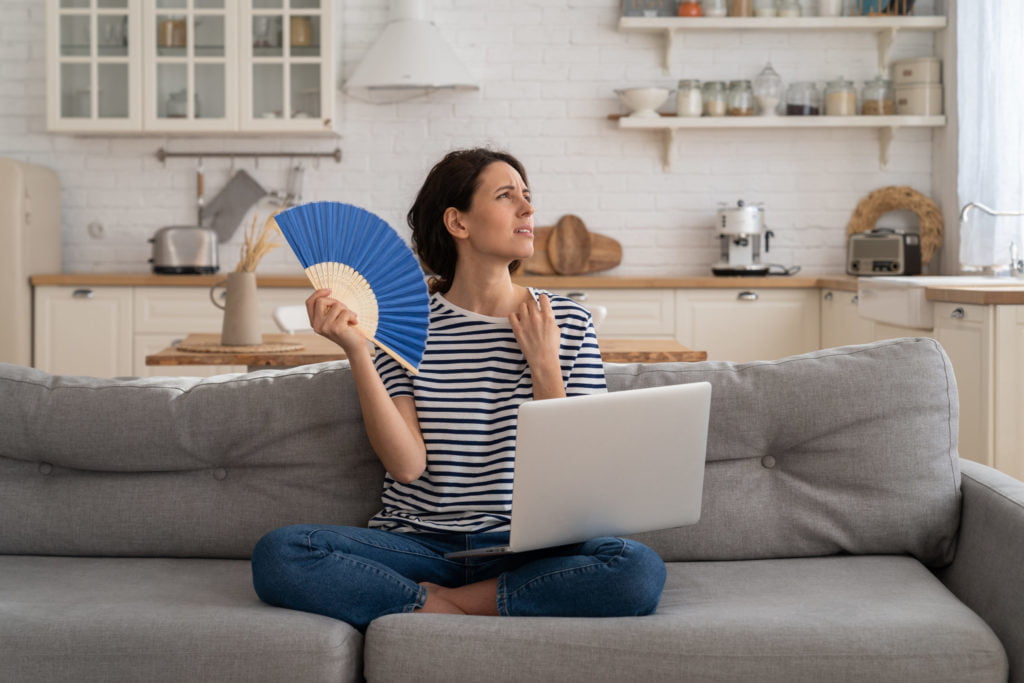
[847,186,943,265]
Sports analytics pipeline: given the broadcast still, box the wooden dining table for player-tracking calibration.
[146,333,707,371]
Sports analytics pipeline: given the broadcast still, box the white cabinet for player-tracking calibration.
[820,289,875,349]
[34,286,133,377]
[33,283,310,377]
[675,288,820,362]
[132,285,307,376]
[47,0,334,135]
[993,306,1024,481]
[932,302,994,469]
[548,288,675,339]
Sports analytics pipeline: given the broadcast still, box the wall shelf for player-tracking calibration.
[619,16,949,71]
[613,114,947,170]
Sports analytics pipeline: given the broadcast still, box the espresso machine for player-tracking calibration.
[711,200,798,276]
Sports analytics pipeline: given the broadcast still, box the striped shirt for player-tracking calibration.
[368,288,607,534]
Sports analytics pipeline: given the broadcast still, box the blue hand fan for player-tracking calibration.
[274,201,429,374]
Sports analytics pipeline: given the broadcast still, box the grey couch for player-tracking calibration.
[1,337,1022,682]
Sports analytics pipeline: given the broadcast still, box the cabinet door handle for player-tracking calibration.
[851,294,859,304]
[72,288,94,299]
[737,291,759,302]
[823,292,833,301]
[951,307,966,320]
[566,291,588,303]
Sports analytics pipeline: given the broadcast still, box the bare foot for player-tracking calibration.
[415,582,465,614]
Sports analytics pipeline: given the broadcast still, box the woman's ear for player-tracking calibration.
[443,207,468,241]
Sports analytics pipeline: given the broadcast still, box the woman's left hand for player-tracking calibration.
[510,294,565,399]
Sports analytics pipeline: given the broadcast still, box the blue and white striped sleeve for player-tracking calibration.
[565,313,607,396]
[372,349,413,398]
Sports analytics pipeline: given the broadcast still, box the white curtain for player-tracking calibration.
[957,1,1024,269]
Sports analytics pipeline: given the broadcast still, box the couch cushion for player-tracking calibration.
[0,362,384,558]
[609,338,962,567]
[0,556,362,683]
[365,555,1007,682]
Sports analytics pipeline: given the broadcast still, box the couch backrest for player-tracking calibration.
[0,363,385,558]
[0,337,961,565]
[609,337,961,568]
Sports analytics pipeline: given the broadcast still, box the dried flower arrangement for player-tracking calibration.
[235,213,282,272]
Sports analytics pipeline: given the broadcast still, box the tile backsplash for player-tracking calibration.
[2,0,941,276]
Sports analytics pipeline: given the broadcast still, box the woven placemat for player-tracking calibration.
[175,341,305,354]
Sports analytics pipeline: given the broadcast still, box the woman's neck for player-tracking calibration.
[443,264,528,318]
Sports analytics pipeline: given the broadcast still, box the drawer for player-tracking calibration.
[134,286,308,334]
[547,288,675,337]
[933,302,990,325]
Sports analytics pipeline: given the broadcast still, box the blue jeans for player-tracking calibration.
[251,525,666,631]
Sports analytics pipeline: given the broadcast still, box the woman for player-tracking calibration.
[251,148,666,631]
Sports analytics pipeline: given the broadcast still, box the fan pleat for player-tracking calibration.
[275,201,429,373]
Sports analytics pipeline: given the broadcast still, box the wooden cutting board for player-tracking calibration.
[524,219,623,275]
[548,214,592,275]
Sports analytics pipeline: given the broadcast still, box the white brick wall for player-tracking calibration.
[0,0,942,276]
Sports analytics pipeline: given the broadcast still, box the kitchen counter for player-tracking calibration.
[30,272,851,290]
[34,273,1024,304]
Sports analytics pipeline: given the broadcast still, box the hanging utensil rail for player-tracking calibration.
[156,147,342,164]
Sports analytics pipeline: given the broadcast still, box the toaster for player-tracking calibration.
[148,226,219,274]
[847,228,922,276]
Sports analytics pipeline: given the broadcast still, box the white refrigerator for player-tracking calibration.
[0,158,62,367]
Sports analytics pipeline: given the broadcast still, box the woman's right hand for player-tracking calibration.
[306,289,369,359]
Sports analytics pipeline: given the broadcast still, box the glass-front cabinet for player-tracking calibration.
[144,0,237,131]
[241,0,332,132]
[48,0,142,131]
[46,0,334,134]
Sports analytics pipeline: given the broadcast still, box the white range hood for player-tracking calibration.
[343,0,479,104]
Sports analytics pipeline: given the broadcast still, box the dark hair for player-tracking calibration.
[408,148,529,294]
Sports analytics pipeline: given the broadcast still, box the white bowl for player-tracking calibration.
[615,87,670,118]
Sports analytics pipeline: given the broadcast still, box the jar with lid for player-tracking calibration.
[727,80,754,116]
[676,79,703,117]
[861,76,894,115]
[702,81,727,116]
[677,1,703,16]
[753,62,783,116]
[729,0,753,17]
[785,81,821,115]
[775,0,802,16]
[824,76,856,115]
[701,0,728,17]
[753,0,776,16]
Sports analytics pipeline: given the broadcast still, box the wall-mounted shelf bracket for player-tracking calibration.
[877,27,898,71]
[878,126,895,169]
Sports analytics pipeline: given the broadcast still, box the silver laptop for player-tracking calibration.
[444,381,712,559]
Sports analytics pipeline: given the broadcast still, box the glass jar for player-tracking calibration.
[824,76,857,115]
[785,81,821,115]
[861,76,895,115]
[727,80,754,116]
[776,0,802,16]
[676,79,703,117]
[753,62,783,116]
[677,1,703,16]
[729,0,753,17]
[702,81,727,116]
[754,0,776,16]
[701,0,728,17]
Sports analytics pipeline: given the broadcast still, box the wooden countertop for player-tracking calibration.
[146,334,707,367]
[36,272,1024,304]
[30,272,851,290]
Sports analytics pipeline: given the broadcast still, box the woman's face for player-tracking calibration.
[447,161,535,265]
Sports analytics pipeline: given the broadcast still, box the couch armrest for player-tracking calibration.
[938,459,1024,679]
